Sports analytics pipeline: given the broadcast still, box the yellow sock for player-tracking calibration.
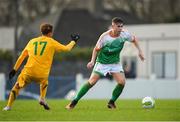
[7,83,21,107]
[40,84,48,99]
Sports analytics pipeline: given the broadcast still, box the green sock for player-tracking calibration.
[111,84,124,102]
[74,82,92,101]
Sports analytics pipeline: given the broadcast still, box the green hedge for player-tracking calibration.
[0,47,94,62]
[54,47,93,61]
[0,50,13,61]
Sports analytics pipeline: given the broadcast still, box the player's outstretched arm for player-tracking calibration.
[132,36,145,61]
[55,34,80,52]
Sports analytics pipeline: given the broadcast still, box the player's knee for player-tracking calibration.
[88,75,99,85]
[11,90,17,99]
[41,84,48,90]
[88,78,97,86]
[117,78,126,85]
[15,83,21,89]
[87,81,95,87]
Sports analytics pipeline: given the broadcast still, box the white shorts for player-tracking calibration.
[93,62,124,76]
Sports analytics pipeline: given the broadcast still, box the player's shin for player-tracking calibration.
[7,83,21,107]
[111,84,124,102]
[40,84,48,100]
[74,82,93,102]
[66,82,94,110]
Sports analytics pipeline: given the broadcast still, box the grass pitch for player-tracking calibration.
[0,99,179,121]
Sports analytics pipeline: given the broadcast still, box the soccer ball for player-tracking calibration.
[142,96,155,108]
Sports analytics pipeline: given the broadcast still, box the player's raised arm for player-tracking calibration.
[54,34,80,52]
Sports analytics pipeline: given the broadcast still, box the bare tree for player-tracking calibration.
[0,0,180,26]
[103,0,180,23]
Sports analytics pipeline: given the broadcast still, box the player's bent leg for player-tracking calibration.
[107,72,126,109]
[3,82,23,111]
[66,73,100,110]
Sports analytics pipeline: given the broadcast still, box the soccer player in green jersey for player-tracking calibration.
[66,17,145,109]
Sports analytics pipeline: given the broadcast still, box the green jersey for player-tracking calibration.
[96,30,133,64]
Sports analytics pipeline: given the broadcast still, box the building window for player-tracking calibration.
[152,52,177,79]
[122,57,137,78]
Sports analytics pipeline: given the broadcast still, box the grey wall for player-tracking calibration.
[76,74,180,99]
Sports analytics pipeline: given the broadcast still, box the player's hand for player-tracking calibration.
[9,69,16,80]
[71,34,80,42]
[87,61,94,69]
[138,51,145,61]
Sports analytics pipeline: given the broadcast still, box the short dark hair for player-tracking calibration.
[112,17,123,24]
[40,23,53,35]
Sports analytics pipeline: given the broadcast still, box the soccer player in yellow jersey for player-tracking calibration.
[3,23,80,111]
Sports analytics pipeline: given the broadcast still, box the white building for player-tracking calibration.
[122,23,180,80]
[0,28,14,50]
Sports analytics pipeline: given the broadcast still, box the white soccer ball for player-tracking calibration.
[142,96,155,108]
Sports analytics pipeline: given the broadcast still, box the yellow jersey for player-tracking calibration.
[14,35,76,78]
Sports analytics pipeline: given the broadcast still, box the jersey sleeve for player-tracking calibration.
[95,31,108,50]
[13,43,29,71]
[95,36,103,50]
[123,31,135,42]
[53,39,76,52]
